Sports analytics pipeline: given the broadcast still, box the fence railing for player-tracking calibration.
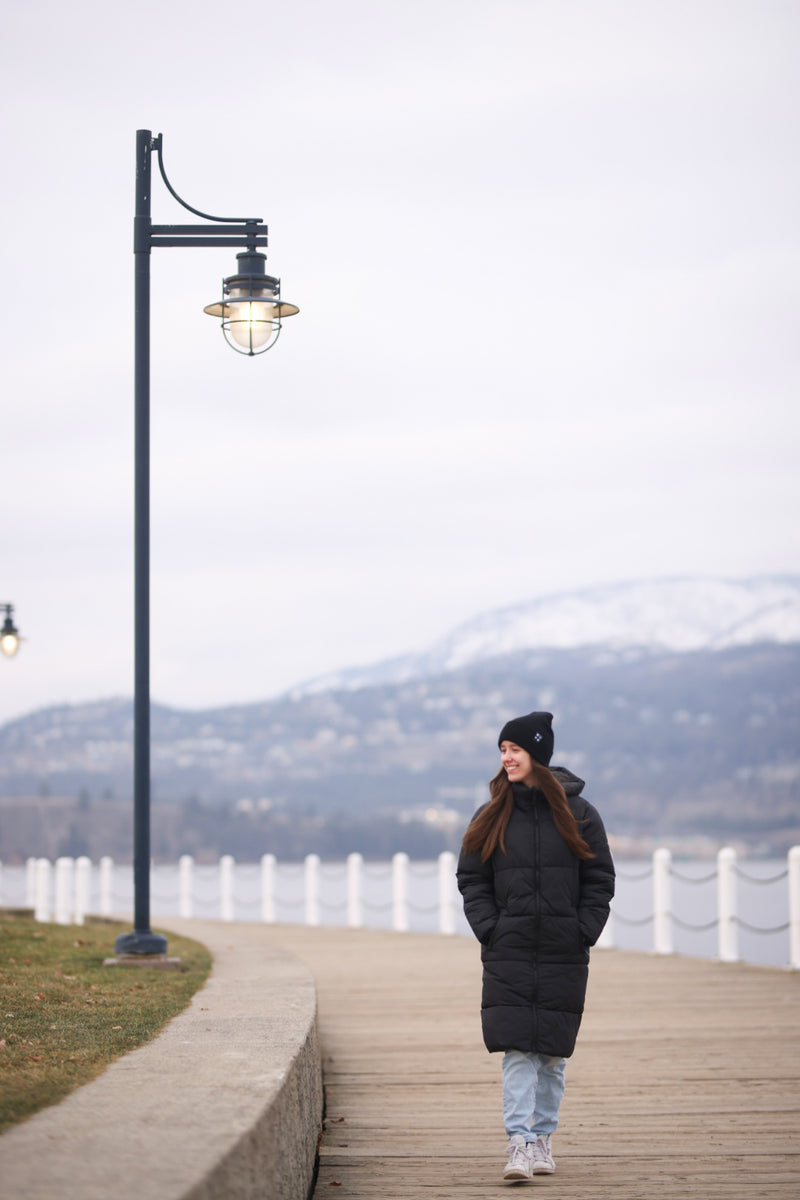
[2,846,799,969]
[605,845,800,967]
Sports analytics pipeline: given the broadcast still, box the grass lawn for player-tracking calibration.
[0,912,212,1134]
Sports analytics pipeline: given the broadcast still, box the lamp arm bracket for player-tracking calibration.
[154,133,264,227]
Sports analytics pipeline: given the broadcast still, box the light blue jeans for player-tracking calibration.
[502,1049,566,1140]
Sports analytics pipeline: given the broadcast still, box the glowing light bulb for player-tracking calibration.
[1,631,19,657]
[226,287,276,351]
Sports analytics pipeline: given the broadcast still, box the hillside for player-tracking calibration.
[0,641,797,862]
[1,577,798,860]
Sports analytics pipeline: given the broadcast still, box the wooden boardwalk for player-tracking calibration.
[260,926,800,1199]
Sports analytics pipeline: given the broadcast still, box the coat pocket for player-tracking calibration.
[577,925,590,959]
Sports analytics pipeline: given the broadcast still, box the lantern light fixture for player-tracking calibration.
[204,249,299,355]
[1,604,20,658]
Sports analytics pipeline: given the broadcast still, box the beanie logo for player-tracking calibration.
[534,732,542,742]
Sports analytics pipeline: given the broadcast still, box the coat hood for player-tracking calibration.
[550,766,586,796]
[510,767,587,806]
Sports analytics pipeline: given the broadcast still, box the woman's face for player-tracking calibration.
[500,740,536,787]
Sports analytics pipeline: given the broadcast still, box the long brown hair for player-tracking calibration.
[462,760,595,862]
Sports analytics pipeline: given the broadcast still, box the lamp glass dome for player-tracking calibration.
[1,631,19,657]
[226,288,279,351]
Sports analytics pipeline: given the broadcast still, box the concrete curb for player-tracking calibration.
[0,920,324,1200]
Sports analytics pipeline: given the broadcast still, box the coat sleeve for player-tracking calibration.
[577,800,615,946]
[456,820,499,946]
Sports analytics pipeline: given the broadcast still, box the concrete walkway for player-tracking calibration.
[1,921,798,1199]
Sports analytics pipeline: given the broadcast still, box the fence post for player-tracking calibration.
[305,854,320,926]
[438,851,456,935]
[35,858,52,922]
[219,855,235,921]
[653,847,673,954]
[26,856,37,908]
[393,852,409,932]
[597,907,616,949]
[99,856,114,916]
[261,853,276,923]
[347,852,363,928]
[717,846,739,962]
[789,845,800,970]
[74,856,92,926]
[55,857,74,925]
[178,855,194,919]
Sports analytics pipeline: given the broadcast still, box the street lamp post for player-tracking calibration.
[114,130,298,957]
[1,604,21,657]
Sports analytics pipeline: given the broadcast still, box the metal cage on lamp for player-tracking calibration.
[203,250,299,355]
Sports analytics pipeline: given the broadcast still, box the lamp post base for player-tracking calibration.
[113,929,169,956]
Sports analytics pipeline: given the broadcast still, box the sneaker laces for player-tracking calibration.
[507,1140,529,1169]
[532,1135,552,1162]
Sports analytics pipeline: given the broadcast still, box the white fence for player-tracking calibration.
[2,846,799,969]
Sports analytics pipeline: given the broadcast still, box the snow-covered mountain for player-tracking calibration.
[296,576,800,695]
[2,576,797,857]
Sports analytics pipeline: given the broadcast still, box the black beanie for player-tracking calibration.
[498,711,554,767]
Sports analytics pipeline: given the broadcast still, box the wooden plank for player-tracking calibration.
[259,926,800,1198]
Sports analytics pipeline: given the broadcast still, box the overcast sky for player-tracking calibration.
[1,0,797,725]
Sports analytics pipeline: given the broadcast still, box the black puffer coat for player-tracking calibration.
[457,768,615,1058]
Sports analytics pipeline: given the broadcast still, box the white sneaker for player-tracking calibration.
[530,1133,556,1174]
[503,1134,532,1182]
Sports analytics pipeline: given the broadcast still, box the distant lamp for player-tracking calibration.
[204,250,299,356]
[1,604,20,658]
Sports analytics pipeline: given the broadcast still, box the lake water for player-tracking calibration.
[1,856,795,970]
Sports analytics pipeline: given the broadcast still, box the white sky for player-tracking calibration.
[1,0,798,724]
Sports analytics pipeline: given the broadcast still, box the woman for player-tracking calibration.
[457,711,615,1182]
